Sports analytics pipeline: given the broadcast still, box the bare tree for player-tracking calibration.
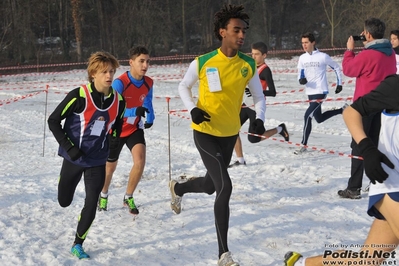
[321,0,349,47]
[58,0,71,60]
[274,0,291,49]
[71,0,82,61]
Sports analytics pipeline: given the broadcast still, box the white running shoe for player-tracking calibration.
[218,251,239,266]
[169,180,182,214]
[294,146,307,155]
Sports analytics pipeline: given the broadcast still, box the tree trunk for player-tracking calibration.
[58,0,71,60]
[71,0,82,62]
[182,0,187,54]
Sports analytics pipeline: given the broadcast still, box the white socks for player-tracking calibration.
[295,257,306,266]
[237,157,245,164]
[100,192,108,198]
[276,126,282,133]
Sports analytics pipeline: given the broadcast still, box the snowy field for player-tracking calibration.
[0,56,395,265]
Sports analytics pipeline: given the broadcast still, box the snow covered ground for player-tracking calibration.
[0,56,395,265]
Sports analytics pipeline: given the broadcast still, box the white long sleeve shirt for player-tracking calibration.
[297,49,342,95]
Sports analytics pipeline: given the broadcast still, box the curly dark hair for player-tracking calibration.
[213,4,249,41]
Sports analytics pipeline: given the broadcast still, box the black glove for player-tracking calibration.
[248,119,265,143]
[108,135,120,150]
[144,123,153,129]
[135,106,149,117]
[190,107,211,125]
[299,78,307,85]
[252,119,266,134]
[245,88,252,97]
[358,138,394,184]
[67,146,84,161]
[335,85,343,94]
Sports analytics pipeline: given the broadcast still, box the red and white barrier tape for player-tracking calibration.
[0,90,43,106]
[0,47,357,73]
[267,96,353,106]
[168,110,362,160]
[243,131,363,160]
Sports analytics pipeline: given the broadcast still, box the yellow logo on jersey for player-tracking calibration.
[241,67,248,78]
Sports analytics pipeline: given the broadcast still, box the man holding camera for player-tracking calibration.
[338,17,396,199]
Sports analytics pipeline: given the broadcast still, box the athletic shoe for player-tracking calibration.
[279,123,289,141]
[228,160,246,168]
[71,244,90,259]
[218,251,239,266]
[123,197,139,215]
[169,180,182,214]
[284,251,302,266]
[97,196,108,211]
[294,146,307,155]
[363,182,370,192]
[337,188,361,199]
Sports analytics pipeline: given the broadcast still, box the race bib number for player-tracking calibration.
[127,116,136,124]
[91,120,105,136]
[206,67,222,92]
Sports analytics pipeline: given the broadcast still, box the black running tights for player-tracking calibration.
[58,159,105,245]
[175,130,237,258]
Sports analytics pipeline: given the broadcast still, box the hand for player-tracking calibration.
[299,78,307,85]
[335,85,343,94]
[135,106,149,117]
[144,123,153,129]
[347,36,355,50]
[358,138,394,184]
[67,146,84,161]
[190,107,211,125]
[108,135,120,150]
[245,88,252,97]
[252,119,266,135]
[248,119,265,143]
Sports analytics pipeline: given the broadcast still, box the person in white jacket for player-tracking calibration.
[295,32,345,154]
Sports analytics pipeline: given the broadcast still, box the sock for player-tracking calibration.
[237,157,245,164]
[294,257,305,266]
[100,192,108,198]
[276,126,282,133]
[124,194,132,199]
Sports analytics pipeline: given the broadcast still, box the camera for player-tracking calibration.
[352,35,366,41]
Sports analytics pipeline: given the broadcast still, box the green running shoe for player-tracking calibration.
[97,196,108,211]
[123,197,139,215]
[71,244,90,259]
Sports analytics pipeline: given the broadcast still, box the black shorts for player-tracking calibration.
[239,103,256,126]
[107,129,146,162]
